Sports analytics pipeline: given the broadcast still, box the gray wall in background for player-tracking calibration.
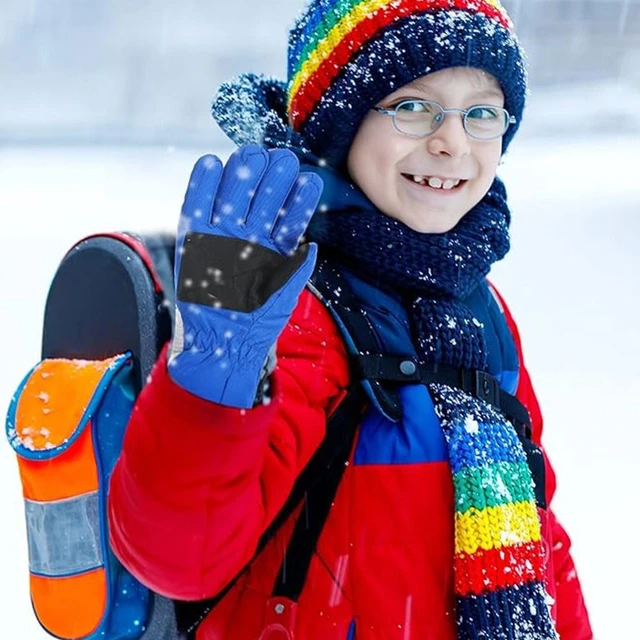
[1,0,639,145]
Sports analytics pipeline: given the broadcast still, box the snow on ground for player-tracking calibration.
[0,134,638,637]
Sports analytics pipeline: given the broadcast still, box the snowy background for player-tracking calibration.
[1,1,639,637]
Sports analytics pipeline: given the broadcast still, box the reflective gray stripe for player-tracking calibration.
[25,491,103,576]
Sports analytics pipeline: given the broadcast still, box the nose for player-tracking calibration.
[426,112,470,159]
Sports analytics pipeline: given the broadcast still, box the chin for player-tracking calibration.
[401,213,462,235]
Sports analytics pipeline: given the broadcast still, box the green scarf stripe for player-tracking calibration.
[453,461,535,514]
[295,0,370,77]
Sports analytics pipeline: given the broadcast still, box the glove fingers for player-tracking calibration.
[178,155,224,244]
[271,172,323,256]
[244,149,300,240]
[212,144,269,229]
[181,155,224,227]
[176,155,223,282]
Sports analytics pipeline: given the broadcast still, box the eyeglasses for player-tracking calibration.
[372,99,516,140]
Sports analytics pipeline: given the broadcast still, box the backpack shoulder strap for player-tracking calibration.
[270,384,364,601]
[309,257,404,422]
[309,257,533,437]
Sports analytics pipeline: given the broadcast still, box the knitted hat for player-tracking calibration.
[287,0,528,166]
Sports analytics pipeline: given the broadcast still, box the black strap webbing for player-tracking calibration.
[174,386,365,638]
[353,354,532,437]
[271,387,362,601]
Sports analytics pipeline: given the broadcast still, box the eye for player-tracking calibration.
[467,106,500,120]
[395,100,427,113]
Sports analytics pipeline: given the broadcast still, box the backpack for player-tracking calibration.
[5,232,365,640]
[5,232,537,640]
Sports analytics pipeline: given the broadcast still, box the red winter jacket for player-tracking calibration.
[109,287,593,640]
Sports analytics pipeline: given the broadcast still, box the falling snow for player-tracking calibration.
[464,414,480,434]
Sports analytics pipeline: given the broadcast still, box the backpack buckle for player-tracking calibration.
[474,370,501,409]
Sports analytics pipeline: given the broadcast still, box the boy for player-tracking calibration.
[109,1,593,638]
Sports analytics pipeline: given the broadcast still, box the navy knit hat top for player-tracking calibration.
[286,0,528,165]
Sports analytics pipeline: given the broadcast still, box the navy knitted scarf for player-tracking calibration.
[305,164,511,372]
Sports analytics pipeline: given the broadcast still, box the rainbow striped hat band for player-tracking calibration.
[286,0,527,165]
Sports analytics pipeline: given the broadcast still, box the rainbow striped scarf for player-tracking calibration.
[431,384,558,639]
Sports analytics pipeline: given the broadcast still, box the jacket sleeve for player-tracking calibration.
[491,286,594,640]
[108,289,350,601]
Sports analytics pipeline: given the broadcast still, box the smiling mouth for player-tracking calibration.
[401,173,468,191]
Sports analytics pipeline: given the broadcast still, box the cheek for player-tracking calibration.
[479,144,502,180]
[348,128,398,197]
[460,145,501,212]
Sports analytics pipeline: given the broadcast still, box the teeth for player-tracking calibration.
[409,174,462,189]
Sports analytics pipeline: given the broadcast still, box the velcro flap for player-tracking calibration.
[7,354,131,461]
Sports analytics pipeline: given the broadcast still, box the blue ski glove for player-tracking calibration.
[167,144,323,408]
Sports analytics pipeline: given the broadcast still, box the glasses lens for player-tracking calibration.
[394,100,441,136]
[465,106,508,139]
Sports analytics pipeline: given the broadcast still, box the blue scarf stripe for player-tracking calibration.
[446,416,527,473]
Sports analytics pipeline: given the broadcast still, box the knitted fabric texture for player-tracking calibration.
[306,175,511,371]
[287,0,528,165]
[431,384,558,640]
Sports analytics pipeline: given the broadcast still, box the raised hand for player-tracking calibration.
[168,144,323,408]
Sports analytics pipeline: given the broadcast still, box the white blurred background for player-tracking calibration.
[1,1,639,637]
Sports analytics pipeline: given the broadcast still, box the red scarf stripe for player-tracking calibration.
[454,540,547,596]
[289,0,511,129]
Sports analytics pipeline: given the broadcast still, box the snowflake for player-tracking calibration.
[236,165,252,180]
[464,415,479,434]
[203,156,217,170]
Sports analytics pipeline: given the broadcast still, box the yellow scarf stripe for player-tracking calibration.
[454,500,541,556]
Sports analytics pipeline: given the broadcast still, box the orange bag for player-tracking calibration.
[6,353,152,640]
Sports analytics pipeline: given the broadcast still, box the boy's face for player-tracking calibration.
[347,67,504,234]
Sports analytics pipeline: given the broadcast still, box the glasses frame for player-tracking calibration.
[372,99,516,140]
